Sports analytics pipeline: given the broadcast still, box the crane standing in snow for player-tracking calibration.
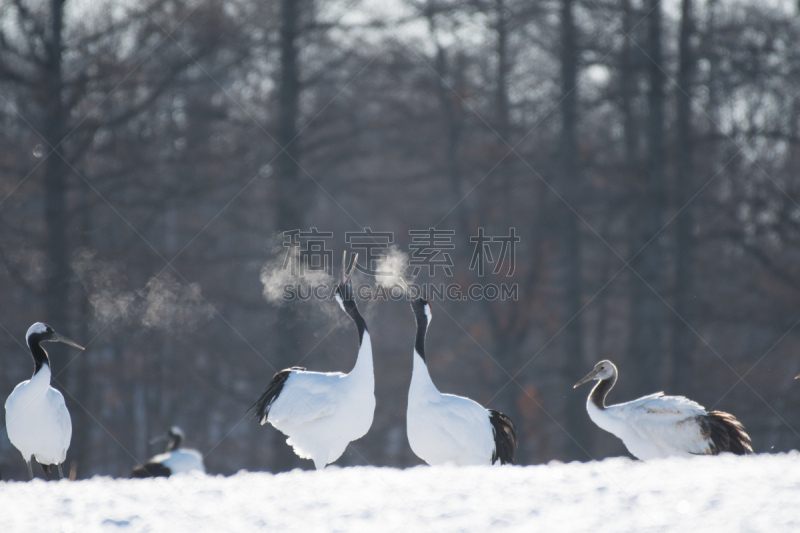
[574,360,752,459]
[5,322,85,479]
[250,253,375,470]
[131,426,205,477]
[406,298,517,465]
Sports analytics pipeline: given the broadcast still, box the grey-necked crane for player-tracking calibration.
[250,253,375,470]
[407,298,517,465]
[5,322,84,479]
[574,360,752,459]
[131,426,205,477]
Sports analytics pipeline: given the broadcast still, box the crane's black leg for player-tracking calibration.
[41,463,50,480]
[58,464,64,480]
[26,458,33,480]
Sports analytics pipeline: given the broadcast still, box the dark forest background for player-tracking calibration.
[3,0,800,479]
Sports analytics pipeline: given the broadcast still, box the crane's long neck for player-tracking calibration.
[168,433,182,452]
[27,338,50,377]
[344,300,373,378]
[589,375,616,410]
[351,330,373,377]
[410,313,438,394]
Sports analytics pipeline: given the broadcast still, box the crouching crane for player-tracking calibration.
[131,426,205,477]
[574,360,752,459]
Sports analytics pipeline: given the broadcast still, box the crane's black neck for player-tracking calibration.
[167,432,182,452]
[27,335,51,376]
[589,375,616,410]
[412,301,428,362]
[339,285,367,345]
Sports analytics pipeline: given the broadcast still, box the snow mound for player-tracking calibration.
[1,453,798,532]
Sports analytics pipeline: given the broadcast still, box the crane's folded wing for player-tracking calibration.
[617,394,713,455]
[267,371,344,425]
[433,393,494,457]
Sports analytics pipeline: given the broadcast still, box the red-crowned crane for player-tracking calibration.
[406,298,517,465]
[5,322,84,479]
[250,253,375,469]
[574,360,752,459]
[131,426,205,477]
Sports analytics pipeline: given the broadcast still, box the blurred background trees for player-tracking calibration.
[2,0,800,478]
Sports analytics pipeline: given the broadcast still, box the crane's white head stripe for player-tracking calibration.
[26,322,49,340]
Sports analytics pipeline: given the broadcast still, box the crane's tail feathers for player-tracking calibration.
[488,409,518,465]
[248,367,305,423]
[131,462,172,478]
[702,411,753,455]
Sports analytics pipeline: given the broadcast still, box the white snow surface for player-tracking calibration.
[2,453,799,532]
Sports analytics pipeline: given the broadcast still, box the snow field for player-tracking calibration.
[1,453,799,532]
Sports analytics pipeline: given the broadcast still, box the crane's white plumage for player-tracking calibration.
[5,322,84,479]
[148,449,205,474]
[406,299,517,466]
[264,355,374,470]
[251,257,375,470]
[574,360,752,460]
[5,364,72,467]
[132,427,205,477]
[408,358,496,465]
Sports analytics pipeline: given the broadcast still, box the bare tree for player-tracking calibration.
[628,0,666,396]
[557,0,588,460]
[671,0,696,394]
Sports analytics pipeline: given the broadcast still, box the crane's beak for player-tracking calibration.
[50,333,85,351]
[795,373,800,380]
[573,370,597,389]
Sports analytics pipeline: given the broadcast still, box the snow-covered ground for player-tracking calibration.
[1,453,798,532]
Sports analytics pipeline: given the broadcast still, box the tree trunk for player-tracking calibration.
[65,186,95,478]
[629,0,665,397]
[620,0,638,166]
[272,0,306,472]
[43,0,69,332]
[493,0,515,203]
[488,0,525,456]
[672,0,696,395]
[620,0,647,418]
[558,0,589,460]
[427,11,470,237]
[42,0,92,476]
[494,0,510,143]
